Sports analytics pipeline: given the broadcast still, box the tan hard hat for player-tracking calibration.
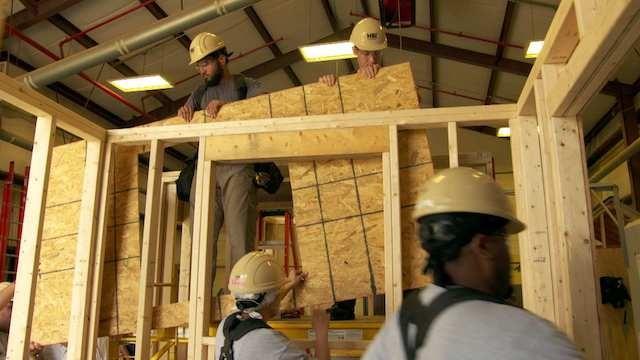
[350,18,387,51]
[413,167,525,234]
[228,251,285,295]
[189,32,226,65]
[349,18,387,51]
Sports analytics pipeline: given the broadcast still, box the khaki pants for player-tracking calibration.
[190,166,257,282]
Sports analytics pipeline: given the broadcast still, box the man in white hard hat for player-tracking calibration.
[318,17,387,86]
[214,251,328,360]
[177,32,264,273]
[363,167,582,360]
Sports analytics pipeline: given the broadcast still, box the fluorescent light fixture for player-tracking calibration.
[497,127,511,138]
[109,75,173,92]
[525,40,544,59]
[299,41,357,63]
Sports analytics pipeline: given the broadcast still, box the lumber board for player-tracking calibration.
[204,126,389,161]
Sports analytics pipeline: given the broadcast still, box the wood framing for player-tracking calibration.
[3,2,639,356]
[6,116,56,359]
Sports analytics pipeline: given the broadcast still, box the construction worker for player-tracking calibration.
[177,32,262,272]
[363,167,582,360]
[316,17,388,321]
[318,17,387,86]
[215,251,328,360]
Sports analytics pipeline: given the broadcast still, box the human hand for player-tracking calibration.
[357,64,381,79]
[205,99,226,118]
[318,74,337,86]
[177,105,194,122]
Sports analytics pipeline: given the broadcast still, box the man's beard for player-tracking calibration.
[205,65,223,87]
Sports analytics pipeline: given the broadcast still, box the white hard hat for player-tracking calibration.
[228,251,285,295]
[189,32,226,65]
[413,167,525,234]
[350,18,387,51]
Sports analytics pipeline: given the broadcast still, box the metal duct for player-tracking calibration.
[22,0,259,89]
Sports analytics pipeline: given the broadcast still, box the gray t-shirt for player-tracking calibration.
[184,75,263,185]
[214,315,308,360]
[363,285,583,360]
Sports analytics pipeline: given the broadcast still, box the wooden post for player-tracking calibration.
[188,138,216,360]
[86,144,113,358]
[534,78,602,359]
[136,140,166,360]
[178,214,192,302]
[67,140,105,360]
[447,122,459,168]
[162,182,179,304]
[509,115,555,322]
[382,125,402,318]
[6,116,56,359]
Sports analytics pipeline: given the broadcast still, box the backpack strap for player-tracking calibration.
[399,287,507,360]
[219,312,272,360]
[233,75,248,100]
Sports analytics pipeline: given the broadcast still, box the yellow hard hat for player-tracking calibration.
[228,251,285,295]
[189,32,226,65]
[413,167,525,234]
[350,18,387,51]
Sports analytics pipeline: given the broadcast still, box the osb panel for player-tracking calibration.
[46,141,85,207]
[314,159,353,184]
[401,207,429,289]
[363,213,385,293]
[303,83,342,115]
[104,222,141,262]
[99,258,141,336]
[114,189,140,225]
[399,164,433,207]
[356,174,384,214]
[294,224,334,306]
[31,269,73,344]
[114,145,141,192]
[324,217,373,301]
[318,180,359,221]
[215,94,270,121]
[39,235,77,273]
[42,201,81,240]
[270,87,306,118]
[353,157,382,177]
[339,63,419,113]
[152,302,188,328]
[288,162,316,189]
[291,187,321,226]
[398,130,432,168]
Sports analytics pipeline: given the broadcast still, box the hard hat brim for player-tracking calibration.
[355,39,387,52]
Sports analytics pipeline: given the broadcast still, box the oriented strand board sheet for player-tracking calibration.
[199,63,432,308]
[31,142,144,344]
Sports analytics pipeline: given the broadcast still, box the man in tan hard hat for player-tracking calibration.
[318,17,387,86]
[363,167,582,360]
[177,32,264,274]
[214,251,328,360]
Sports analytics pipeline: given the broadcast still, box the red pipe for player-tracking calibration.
[15,165,28,266]
[59,0,158,57]
[6,24,154,121]
[0,162,15,281]
[350,11,524,50]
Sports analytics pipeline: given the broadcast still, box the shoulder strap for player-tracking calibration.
[399,287,506,360]
[219,312,272,360]
[233,75,248,100]
[191,84,207,111]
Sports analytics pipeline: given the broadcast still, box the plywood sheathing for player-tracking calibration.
[31,142,144,344]
[211,63,432,307]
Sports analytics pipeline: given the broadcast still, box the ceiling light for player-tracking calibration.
[109,75,173,92]
[497,127,511,138]
[299,41,357,63]
[525,41,544,59]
